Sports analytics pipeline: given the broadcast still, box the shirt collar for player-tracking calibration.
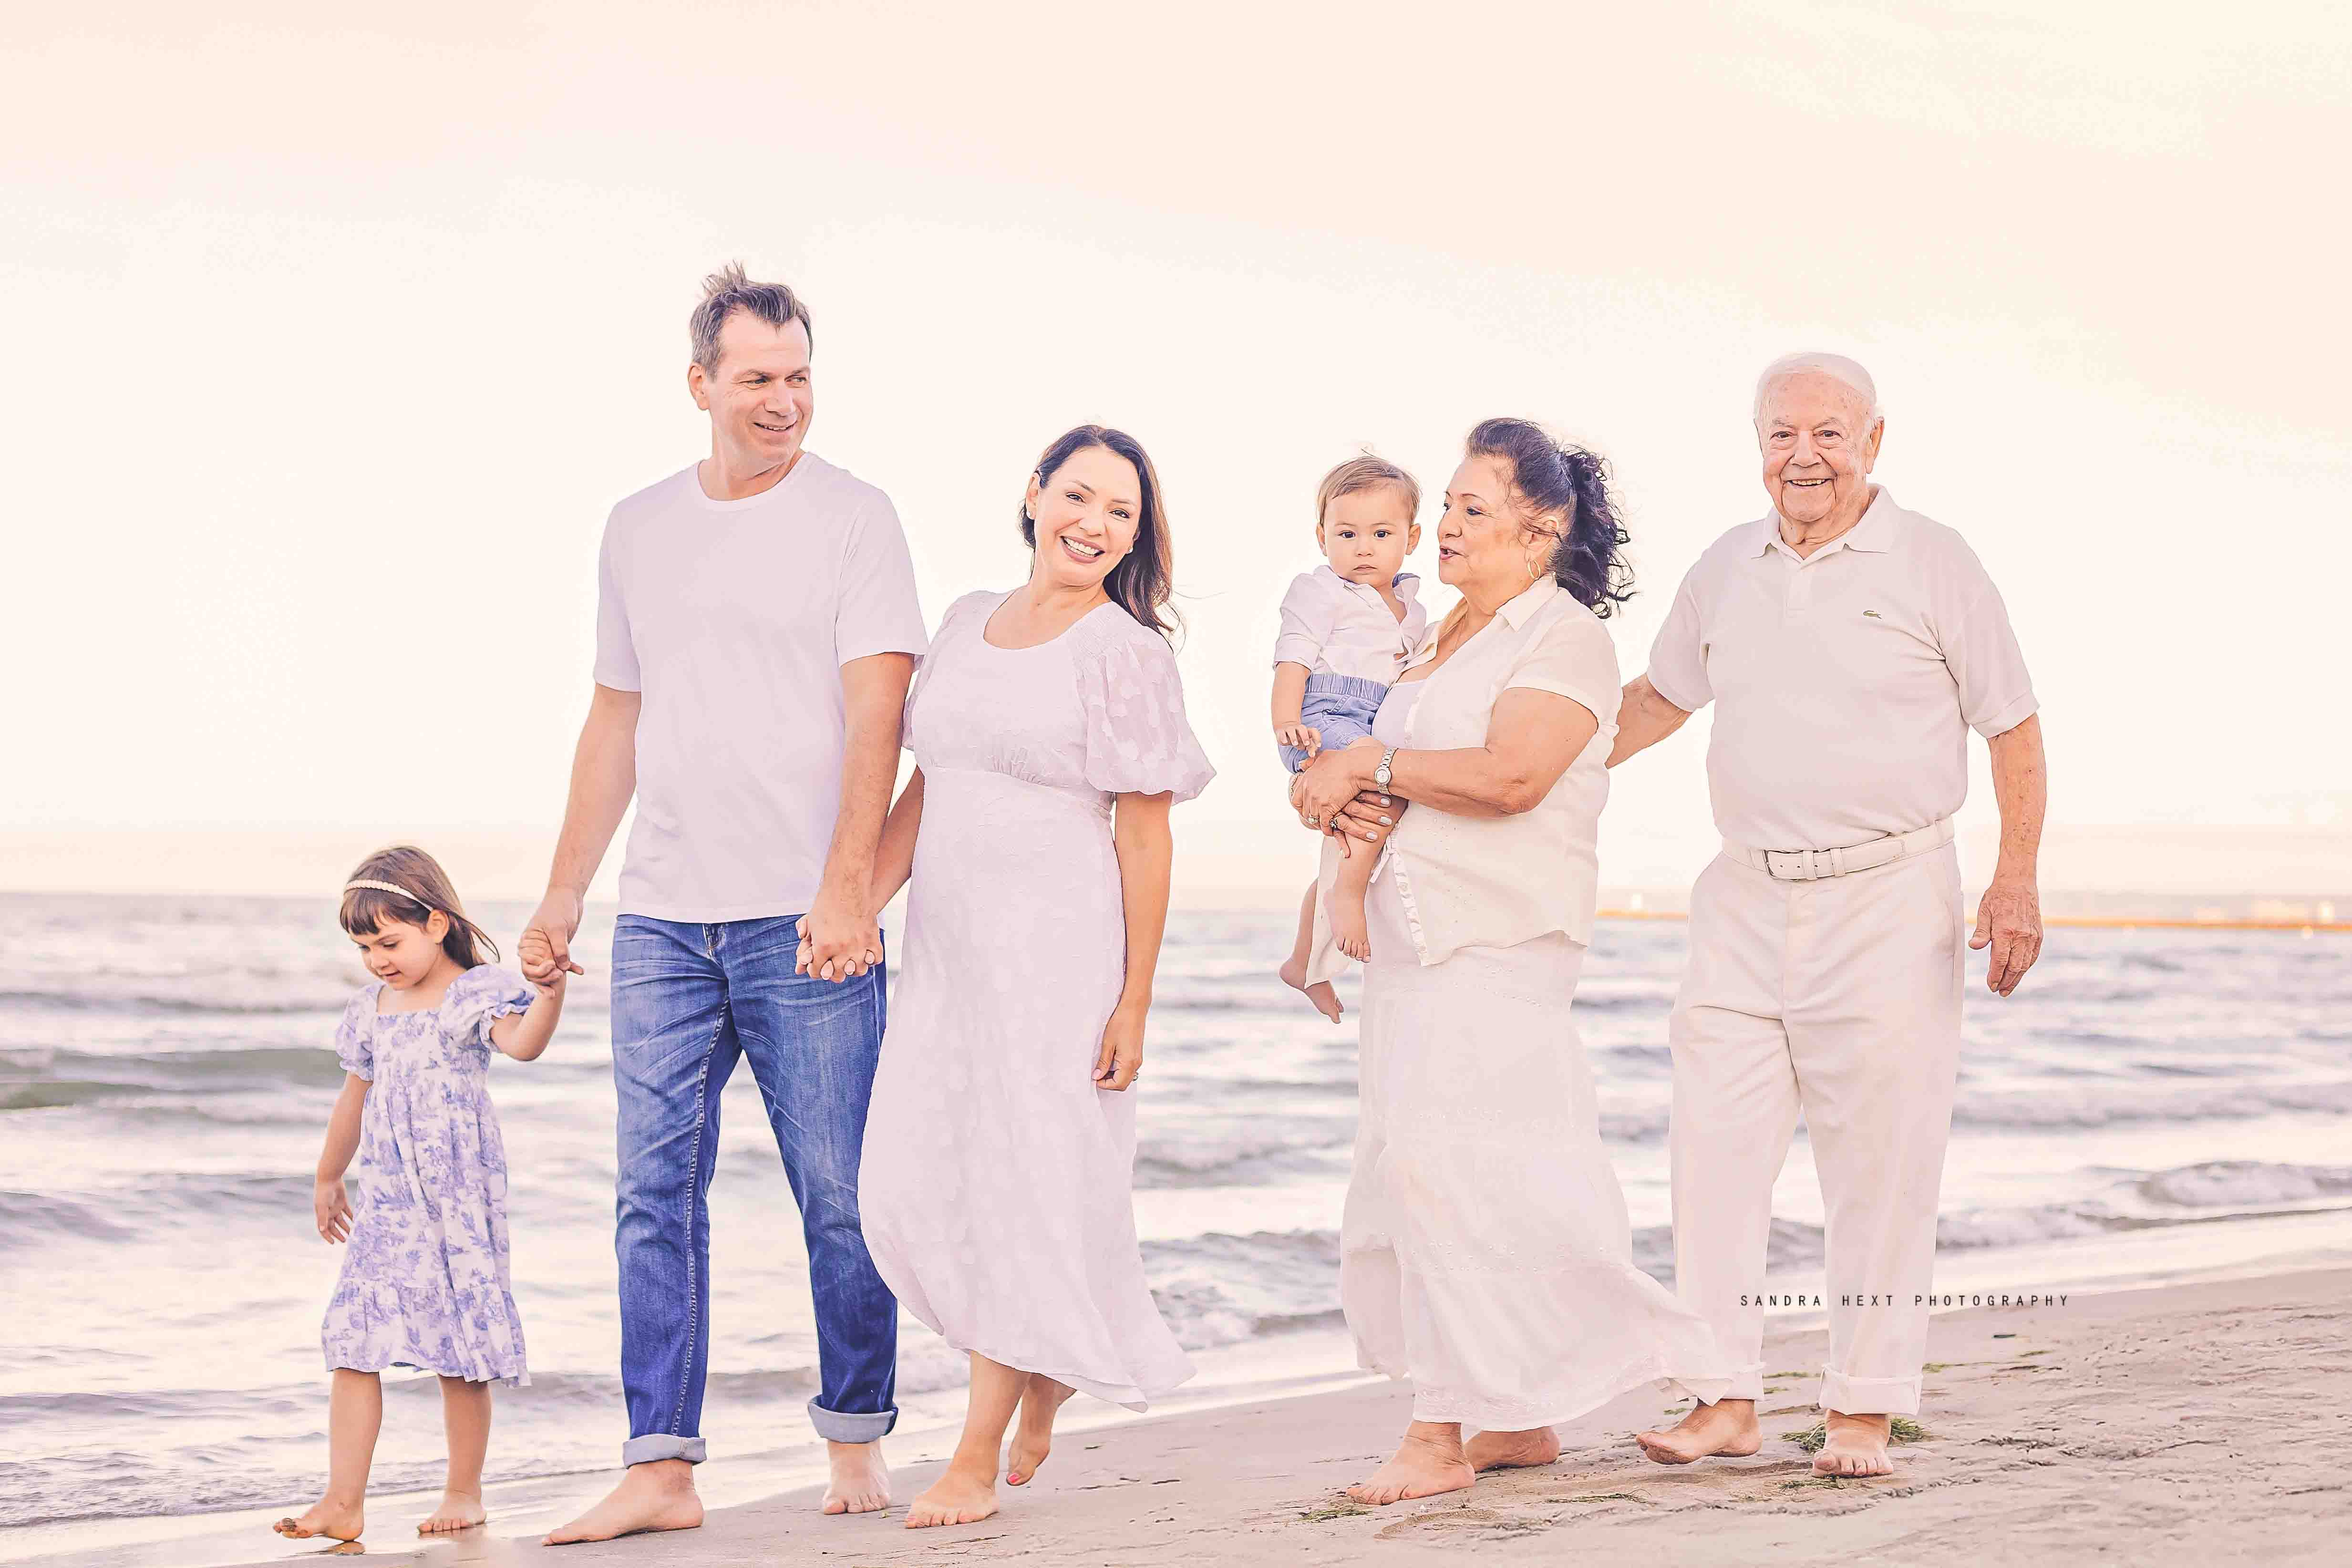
[1756,485,1902,561]
[1495,573,1560,629]
[1316,564,1422,600]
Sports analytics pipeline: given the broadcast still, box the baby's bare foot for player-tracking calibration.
[1465,1426,1559,1472]
[418,1488,485,1533]
[273,1497,363,1542]
[1637,1398,1763,1465]
[1277,956,1344,1021]
[1006,1375,1075,1485]
[1332,900,1372,962]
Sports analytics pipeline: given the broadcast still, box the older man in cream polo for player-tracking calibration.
[1614,353,2047,1478]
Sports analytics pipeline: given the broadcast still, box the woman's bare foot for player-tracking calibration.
[1813,1411,1895,1476]
[272,1498,362,1541]
[418,1488,485,1533]
[1005,1375,1076,1485]
[1637,1398,1762,1465]
[1465,1426,1559,1472]
[904,1462,998,1528]
[543,1460,703,1545]
[1332,900,1372,962]
[1347,1426,1475,1506]
[1277,955,1344,1021]
[821,1440,891,1514]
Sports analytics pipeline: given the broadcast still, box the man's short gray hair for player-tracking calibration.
[1754,351,1882,426]
[690,262,814,372]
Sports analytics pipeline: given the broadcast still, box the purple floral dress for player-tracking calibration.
[322,965,536,1384]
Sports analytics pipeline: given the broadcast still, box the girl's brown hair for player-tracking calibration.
[338,846,499,969]
[1020,424,1179,640]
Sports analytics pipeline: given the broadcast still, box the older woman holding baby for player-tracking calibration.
[1291,419,1729,1505]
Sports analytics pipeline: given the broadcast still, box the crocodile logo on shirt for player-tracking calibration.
[1862,609,1883,619]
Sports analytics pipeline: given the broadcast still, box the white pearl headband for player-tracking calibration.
[343,879,435,910]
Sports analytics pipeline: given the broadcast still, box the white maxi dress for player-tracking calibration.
[859,589,1211,1409]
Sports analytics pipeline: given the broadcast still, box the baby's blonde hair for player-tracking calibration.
[1315,453,1421,531]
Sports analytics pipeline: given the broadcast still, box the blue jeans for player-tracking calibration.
[609,913,897,1464]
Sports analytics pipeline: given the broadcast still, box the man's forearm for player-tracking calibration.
[1986,713,2046,881]
[547,691,639,895]
[814,654,917,913]
[1607,675,1691,768]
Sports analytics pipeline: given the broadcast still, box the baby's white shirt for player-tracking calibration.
[1272,566,1429,681]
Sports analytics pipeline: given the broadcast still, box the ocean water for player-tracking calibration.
[3,892,2349,1552]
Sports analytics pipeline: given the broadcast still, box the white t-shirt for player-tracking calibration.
[594,454,928,921]
[1646,488,2037,852]
[1272,567,1429,682]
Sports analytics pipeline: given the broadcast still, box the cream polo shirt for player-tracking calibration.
[1645,487,2037,854]
[1272,567,1428,682]
[1380,574,1621,964]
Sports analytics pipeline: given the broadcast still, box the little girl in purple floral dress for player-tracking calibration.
[273,846,565,1547]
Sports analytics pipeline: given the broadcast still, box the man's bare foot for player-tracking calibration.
[1332,901,1372,962]
[1005,1375,1076,1485]
[1465,1426,1559,1472]
[1813,1411,1895,1476]
[543,1460,703,1545]
[418,1488,485,1533]
[905,1463,998,1528]
[821,1439,891,1514]
[1278,955,1344,1021]
[272,1498,362,1541]
[1347,1428,1475,1506]
[1637,1398,1762,1465]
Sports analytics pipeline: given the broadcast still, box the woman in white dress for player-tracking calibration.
[859,425,1212,1529]
[1292,419,1731,1505]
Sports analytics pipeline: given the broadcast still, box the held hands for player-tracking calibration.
[1276,722,1323,760]
[1970,875,2044,997]
[795,885,881,984]
[1093,1001,1145,1092]
[1290,741,1393,859]
[521,887,587,989]
[517,929,571,999]
[315,1176,352,1244]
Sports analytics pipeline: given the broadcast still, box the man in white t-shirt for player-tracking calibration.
[1610,353,2047,1480]
[521,265,927,1543]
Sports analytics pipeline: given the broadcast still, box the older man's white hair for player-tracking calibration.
[1753,351,1882,427]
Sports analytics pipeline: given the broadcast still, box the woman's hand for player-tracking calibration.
[315,1176,352,1244]
[1291,741,1385,849]
[1093,1000,1146,1092]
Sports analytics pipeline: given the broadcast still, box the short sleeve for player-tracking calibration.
[836,495,930,667]
[335,990,376,1081]
[442,966,537,1052]
[1644,562,1712,712]
[592,513,641,693]
[1505,605,1622,732]
[1076,620,1216,804]
[1271,572,1337,671]
[1934,546,2039,737]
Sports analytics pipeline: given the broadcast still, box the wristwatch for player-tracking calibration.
[1373,748,1396,794]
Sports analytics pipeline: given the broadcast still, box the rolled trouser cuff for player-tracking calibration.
[808,1399,897,1443]
[1673,1361,1764,1404]
[622,1433,708,1466]
[1820,1370,1921,1417]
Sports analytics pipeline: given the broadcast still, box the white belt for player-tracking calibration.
[1725,818,1955,882]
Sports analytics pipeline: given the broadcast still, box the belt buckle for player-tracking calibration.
[1768,847,1813,881]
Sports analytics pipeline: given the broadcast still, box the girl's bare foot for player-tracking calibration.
[1814,1411,1895,1476]
[821,1440,891,1514]
[1465,1426,1559,1472]
[1346,1427,1474,1506]
[1277,955,1344,1021]
[418,1488,485,1533]
[543,1460,703,1545]
[1005,1375,1075,1485]
[273,1498,362,1541]
[905,1462,998,1528]
[1637,1398,1762,1464]
[1332,901,1372,962]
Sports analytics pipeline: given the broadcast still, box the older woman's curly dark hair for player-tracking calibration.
[1464,417,1634,617]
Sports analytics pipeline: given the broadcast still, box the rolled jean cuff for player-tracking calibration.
[622,1433,708,1466]
[808,1398,897,1443]
[1819,1370,1921,1417]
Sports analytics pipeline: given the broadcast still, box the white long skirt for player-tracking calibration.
[1341,877,1730,1429]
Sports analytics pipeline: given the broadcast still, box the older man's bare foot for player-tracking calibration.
[272,1497,362,1541]
[543,1460,702,1545]
[1278,956,1343,1021]
[905,1462,997,1528]
[1465,1426,1559,1472]
[1006,1375,1076,1485]
[821,1440,891,1514]
[417,1489,485,1534]
[1637,1398,1762,1464]
[1814,1411,1895,1476]
[1347,1426,1475,1506]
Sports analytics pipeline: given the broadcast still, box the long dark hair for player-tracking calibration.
[338,845,499,969]
[1464,417,1634,618]
[1019,424,1179,640]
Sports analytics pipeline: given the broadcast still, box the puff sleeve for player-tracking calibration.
[334,990,377,1081]
[1074,617,1216,804]
[442,966,537,1052]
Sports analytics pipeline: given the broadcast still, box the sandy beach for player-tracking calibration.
[30,1265,2335,1568]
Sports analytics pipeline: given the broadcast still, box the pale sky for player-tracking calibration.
[7,2,2350,899]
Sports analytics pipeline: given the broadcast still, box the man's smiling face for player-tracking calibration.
[690,311,814,476]
[1756,371,1882,530]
